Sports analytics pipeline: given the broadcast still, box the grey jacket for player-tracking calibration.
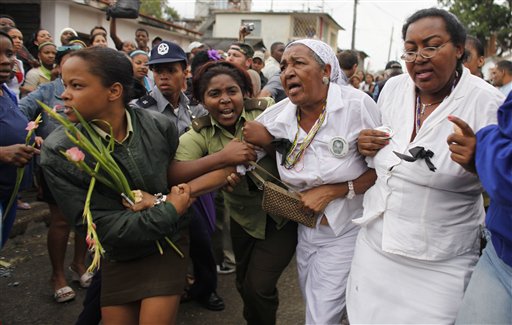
[135,86,207,136]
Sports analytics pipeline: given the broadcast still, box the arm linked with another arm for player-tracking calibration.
[300,169,377,215]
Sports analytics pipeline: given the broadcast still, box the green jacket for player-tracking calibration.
[175,98,287,240]
[41,107,186,261]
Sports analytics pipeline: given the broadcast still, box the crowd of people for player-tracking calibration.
[1,6,511,325]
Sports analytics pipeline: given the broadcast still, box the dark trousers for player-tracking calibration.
[75,270,101,325]
[230,217,298,325]
[187,208,217,299]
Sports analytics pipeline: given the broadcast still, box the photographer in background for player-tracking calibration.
[238,23,254,43]
[226,41,261,96]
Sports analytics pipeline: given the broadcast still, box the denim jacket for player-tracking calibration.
[19,78,65,139]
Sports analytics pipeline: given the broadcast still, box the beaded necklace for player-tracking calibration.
[283,102,327,169]
[415,71,459,132]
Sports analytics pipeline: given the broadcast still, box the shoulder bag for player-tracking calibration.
[249,162,316,228]
[106,0,140,20]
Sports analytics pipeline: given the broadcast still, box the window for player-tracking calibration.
[293,16,317,38]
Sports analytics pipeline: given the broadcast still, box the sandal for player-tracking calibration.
[54,286,76,303]
[69,266,94,288]
[17,200,31,210]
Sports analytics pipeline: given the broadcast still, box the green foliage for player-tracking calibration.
[439,0,512,55]
[165,6,181,21]
[140,0,164,19]
[140,0,180,21]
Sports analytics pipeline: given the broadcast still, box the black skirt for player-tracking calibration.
[100,234,190,306]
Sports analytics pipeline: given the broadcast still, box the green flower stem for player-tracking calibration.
[164,236,184,258]
[38,101,179,262]
[155,240,164,255]
[2,113,42,221]
[24,114,42,143]
[63,125,128,194]
[68,108,134,201]
[2,167,25,221]
[39,102,135,200]
[59,154,118,193]
[84,163,104,272]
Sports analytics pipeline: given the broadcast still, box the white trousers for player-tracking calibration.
[297,222,359,325]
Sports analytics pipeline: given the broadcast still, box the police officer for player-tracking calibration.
[136,41,225,311]
[136,41,207,135]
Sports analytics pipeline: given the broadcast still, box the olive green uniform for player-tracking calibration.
[175,99,298,325]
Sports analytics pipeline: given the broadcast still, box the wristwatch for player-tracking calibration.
[154,193,168,206]
[346,181,356,200]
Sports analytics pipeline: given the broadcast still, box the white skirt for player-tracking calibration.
[346,218,479,324]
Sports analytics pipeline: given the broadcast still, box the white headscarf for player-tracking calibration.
[59,27,78,37]
[287,39,347,86]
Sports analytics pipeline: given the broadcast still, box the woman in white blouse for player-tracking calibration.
[244,39,380,324]
[347,8,505,324]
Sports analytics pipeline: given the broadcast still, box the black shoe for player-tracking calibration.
[198,292,225,311]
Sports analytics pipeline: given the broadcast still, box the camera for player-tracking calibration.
[244,23,255,32]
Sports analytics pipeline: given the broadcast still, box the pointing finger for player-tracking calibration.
[448,115,475,137]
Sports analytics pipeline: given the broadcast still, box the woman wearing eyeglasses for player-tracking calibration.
[346,8,505,323]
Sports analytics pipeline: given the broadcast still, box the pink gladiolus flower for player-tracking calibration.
[66,147,85,162]
[25,121,39,131]
[86,234,95,248]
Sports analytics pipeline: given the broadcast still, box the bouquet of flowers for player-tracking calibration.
[38,101,183,272]
[2,114,42,221]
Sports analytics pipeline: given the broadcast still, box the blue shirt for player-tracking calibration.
[0,84,32,198]
[476,91,512,267]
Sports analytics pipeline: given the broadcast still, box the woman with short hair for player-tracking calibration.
[348,8,505,323]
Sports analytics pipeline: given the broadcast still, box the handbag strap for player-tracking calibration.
[248,161,299,194]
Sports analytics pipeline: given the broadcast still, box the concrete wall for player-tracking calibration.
[213,12,339,52]
[12,0,197,50]
[66,2,194,49]
[214,13,291,50]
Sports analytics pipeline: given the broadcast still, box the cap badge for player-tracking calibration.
[157,43,169,55]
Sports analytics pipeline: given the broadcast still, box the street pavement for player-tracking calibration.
[0,190,305,325]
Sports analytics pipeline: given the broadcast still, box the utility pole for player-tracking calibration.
[351,0,358,50]
[387,25,394,62]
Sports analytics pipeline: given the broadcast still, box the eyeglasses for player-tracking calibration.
[400,41,451,63]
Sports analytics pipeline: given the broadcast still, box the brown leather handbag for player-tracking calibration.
[249,162,316,228]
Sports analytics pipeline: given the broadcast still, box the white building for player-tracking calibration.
[2,0,201,50]
[206,10,343,52]
[195,0,252,18]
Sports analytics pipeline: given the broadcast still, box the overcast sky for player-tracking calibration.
[170,0,440,72]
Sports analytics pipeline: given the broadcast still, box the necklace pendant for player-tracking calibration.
[420,103,427,115]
